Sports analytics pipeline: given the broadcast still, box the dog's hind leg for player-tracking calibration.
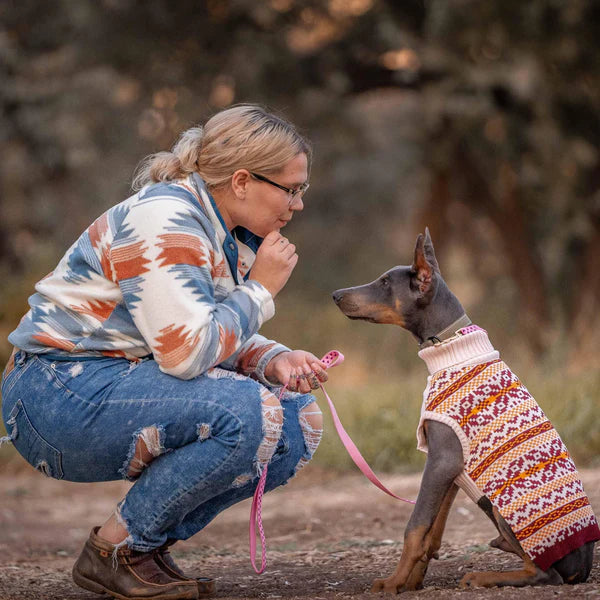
[477,496,524,557]
[460,554,561,588]
[488,509,595,585]
[402,483,459,591]
[489,533,518,555]
[461,503,562,588]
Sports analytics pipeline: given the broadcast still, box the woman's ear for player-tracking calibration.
[231,169,251,199]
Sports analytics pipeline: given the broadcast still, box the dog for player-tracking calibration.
[332,229,599,592]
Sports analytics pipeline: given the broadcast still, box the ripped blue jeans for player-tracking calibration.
[1,351,322,551]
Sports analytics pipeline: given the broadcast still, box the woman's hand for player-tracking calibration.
[264,350,329,393]
[250,231,298,298]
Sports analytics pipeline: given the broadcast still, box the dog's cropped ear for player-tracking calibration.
[412,228,439,296]
[423,227,440,271]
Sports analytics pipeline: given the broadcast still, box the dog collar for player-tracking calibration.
[419,314,472,349]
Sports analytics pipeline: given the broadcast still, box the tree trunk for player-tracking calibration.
[457,152,550,352]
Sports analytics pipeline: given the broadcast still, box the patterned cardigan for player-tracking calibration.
[416,329,600,571]
[9,173,289,383]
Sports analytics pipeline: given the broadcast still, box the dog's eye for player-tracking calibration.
[381,277,390,287]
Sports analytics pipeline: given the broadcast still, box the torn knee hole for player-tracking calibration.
[296,403,323,472]
[232,472,254,487]
[197,423,211,441]
[36,460,52,477]
[299,403,323,439]
[126,426,163,478]
[256,398,283,469]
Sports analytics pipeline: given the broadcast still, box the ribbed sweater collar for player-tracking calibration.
[418,329,499,375]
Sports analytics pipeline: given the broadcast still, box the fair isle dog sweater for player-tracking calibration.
[8,173,289,383]
[416,328,600,571]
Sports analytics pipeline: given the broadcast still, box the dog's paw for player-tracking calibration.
[459,572,486,589]
[371,577,403,594]
[371,578,386,593]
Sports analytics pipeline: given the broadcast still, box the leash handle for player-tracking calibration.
[321,350,344,368]
[249,349,414,574]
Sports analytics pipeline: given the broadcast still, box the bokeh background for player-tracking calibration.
[1,0,599,473]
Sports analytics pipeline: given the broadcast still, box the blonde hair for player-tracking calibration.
[132,104,311,191]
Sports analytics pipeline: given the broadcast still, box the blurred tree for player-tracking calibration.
[1,0,599,363]
[415,0,600,355]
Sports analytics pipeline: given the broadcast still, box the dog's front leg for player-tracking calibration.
[371,421,463,594]
[402,483,459,591]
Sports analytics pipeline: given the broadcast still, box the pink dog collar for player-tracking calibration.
[458,324,486,336]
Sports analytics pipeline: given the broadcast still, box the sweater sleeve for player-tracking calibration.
[110,195,276,379]
[218,332,290,385]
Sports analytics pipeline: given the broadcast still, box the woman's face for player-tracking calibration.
[240,152,308,238]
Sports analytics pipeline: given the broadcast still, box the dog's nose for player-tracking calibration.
[332,290,344,305]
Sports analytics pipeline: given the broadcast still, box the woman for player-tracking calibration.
[1,105,328,600]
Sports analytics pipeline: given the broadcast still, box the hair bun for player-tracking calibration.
[173,127,204,173]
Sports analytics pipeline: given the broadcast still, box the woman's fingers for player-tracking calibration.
[268,233,290,249]
[264,231,285,245]
[281,353,332,393]
[251,234,297,298]
[286,369,310,394]
[287,371,299,392]
[276,237,296,260]
[306,371,320,390]
[301,363,320,391]
[283,244,296,258]
[311,362,329,383]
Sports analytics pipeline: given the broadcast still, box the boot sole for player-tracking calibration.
[196,578,216,598]
[154,558,215,597]
[72,568,198,600]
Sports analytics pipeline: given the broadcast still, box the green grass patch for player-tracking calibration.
[313,377,427,473]
[312,365,600,472]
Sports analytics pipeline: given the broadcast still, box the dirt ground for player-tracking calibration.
[1,466,599,600]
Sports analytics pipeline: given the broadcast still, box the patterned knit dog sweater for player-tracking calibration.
[416,328,600,571]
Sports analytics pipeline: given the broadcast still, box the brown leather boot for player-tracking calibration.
[72,527,198,600]
[155,541,215,598]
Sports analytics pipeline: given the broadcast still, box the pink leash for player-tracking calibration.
[249,350,415,574]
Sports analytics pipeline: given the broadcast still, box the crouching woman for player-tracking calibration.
[1,104,327,600]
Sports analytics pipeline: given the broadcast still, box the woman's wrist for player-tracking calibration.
[263,350,289,384]
[256,347,290,386]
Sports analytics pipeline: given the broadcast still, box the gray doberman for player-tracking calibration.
[332,229,596,592]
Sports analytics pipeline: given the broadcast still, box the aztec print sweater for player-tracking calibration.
[416,328,600,571]
[9,173,289,383]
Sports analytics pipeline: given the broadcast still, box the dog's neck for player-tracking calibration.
[409,280,466,346]
[418,328,499,375]
[418,314,472,349]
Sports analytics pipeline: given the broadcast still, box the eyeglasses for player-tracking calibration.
[250,172,310,205]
